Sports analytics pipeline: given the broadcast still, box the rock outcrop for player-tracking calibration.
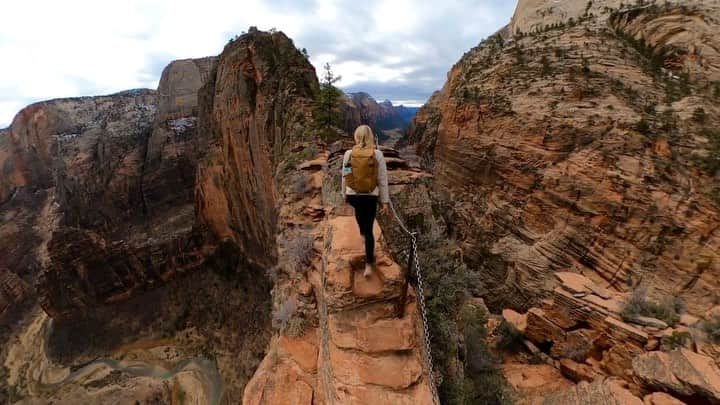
[497,266,720,403]
[3,30,317,321]
[633,349,720,403]
[1,30,318,404]
[0,89,160,320]
[31,83,200,320]
[195,30,317,270]
[404,0,720,402]
[408,0,720,315]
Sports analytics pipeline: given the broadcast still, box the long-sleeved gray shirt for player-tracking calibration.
[341,148,390,203]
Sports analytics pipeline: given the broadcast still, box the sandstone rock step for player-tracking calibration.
[321,213,433,404]
[329,300,417,353]
[324,216,404,311]
[245,160,433,405]
[333,380,432,405]
[329,344,423,390]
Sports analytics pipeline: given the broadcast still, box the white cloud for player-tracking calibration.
[0,0,517,127]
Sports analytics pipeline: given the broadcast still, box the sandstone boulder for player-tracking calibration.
[503,308,528,333]
[503,363,574,401]
[525,308,566,345]
[543,378,643,405]
[559,358,601,383]
[643,392,686,405]
[632,349,720,402]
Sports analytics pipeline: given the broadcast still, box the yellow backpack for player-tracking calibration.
[345,146,378,193]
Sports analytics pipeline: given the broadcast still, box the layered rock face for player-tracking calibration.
[4,30,317,321]
[30,80,206,320]
[1,30,320,404]
[342,92,418,134]
[509,0,623,35]
[0,90,160,320]
[195,30,318,270]
[406,0,720,402]
[409,0,720,314]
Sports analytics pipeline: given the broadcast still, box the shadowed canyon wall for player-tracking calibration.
[0,30,318,322]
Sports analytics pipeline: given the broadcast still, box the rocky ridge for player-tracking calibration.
[242,144,435,404]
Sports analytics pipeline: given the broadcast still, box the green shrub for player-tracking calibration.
[711,187,720,209]
[540,55,553,77]
[312,62,343,136]
[384,191,513,404]
[513,45,526,66]
[285,316,307,338]
[282,154,301,174]
[660,110,678,132]
[496,320,524,352]
[459,304,513,405]
[621,288,683,326]
[635,118,651,134]
[693,108,707,123]
[661,331,691,351]
[702,316,720,343]
[698,128,720,174]
[581,57,592,76]
[644,103,656,115]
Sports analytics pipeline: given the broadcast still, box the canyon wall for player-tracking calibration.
[1,30,320,404]
[0,30,318,322]
[404,0,720,402]
[195,30,318,270]
[409,0,720,314]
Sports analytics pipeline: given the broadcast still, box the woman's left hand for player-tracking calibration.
[379,203,390,216]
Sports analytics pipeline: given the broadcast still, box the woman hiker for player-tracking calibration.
[341,125,390,278]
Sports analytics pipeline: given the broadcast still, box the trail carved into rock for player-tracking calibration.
[243,148,434,405]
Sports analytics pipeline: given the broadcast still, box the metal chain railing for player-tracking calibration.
[388,199,441,405]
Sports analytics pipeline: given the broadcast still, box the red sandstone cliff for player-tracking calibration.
[404,0,720,402]
[1,30,318,322]
[410,0,720,314]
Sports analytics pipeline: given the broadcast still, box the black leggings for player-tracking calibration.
[347,195,378,264]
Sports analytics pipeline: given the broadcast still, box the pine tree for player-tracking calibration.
[313,63,343,140]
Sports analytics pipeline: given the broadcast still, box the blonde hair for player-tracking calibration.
[353,125,375,149]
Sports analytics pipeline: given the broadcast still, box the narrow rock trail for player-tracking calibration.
[243,147,434,404]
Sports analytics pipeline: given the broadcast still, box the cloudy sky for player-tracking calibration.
[0,0,517,127]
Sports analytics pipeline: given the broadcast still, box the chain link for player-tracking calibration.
[389,199,441,405]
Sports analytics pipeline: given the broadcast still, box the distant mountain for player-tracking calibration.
[341,91,419,134]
